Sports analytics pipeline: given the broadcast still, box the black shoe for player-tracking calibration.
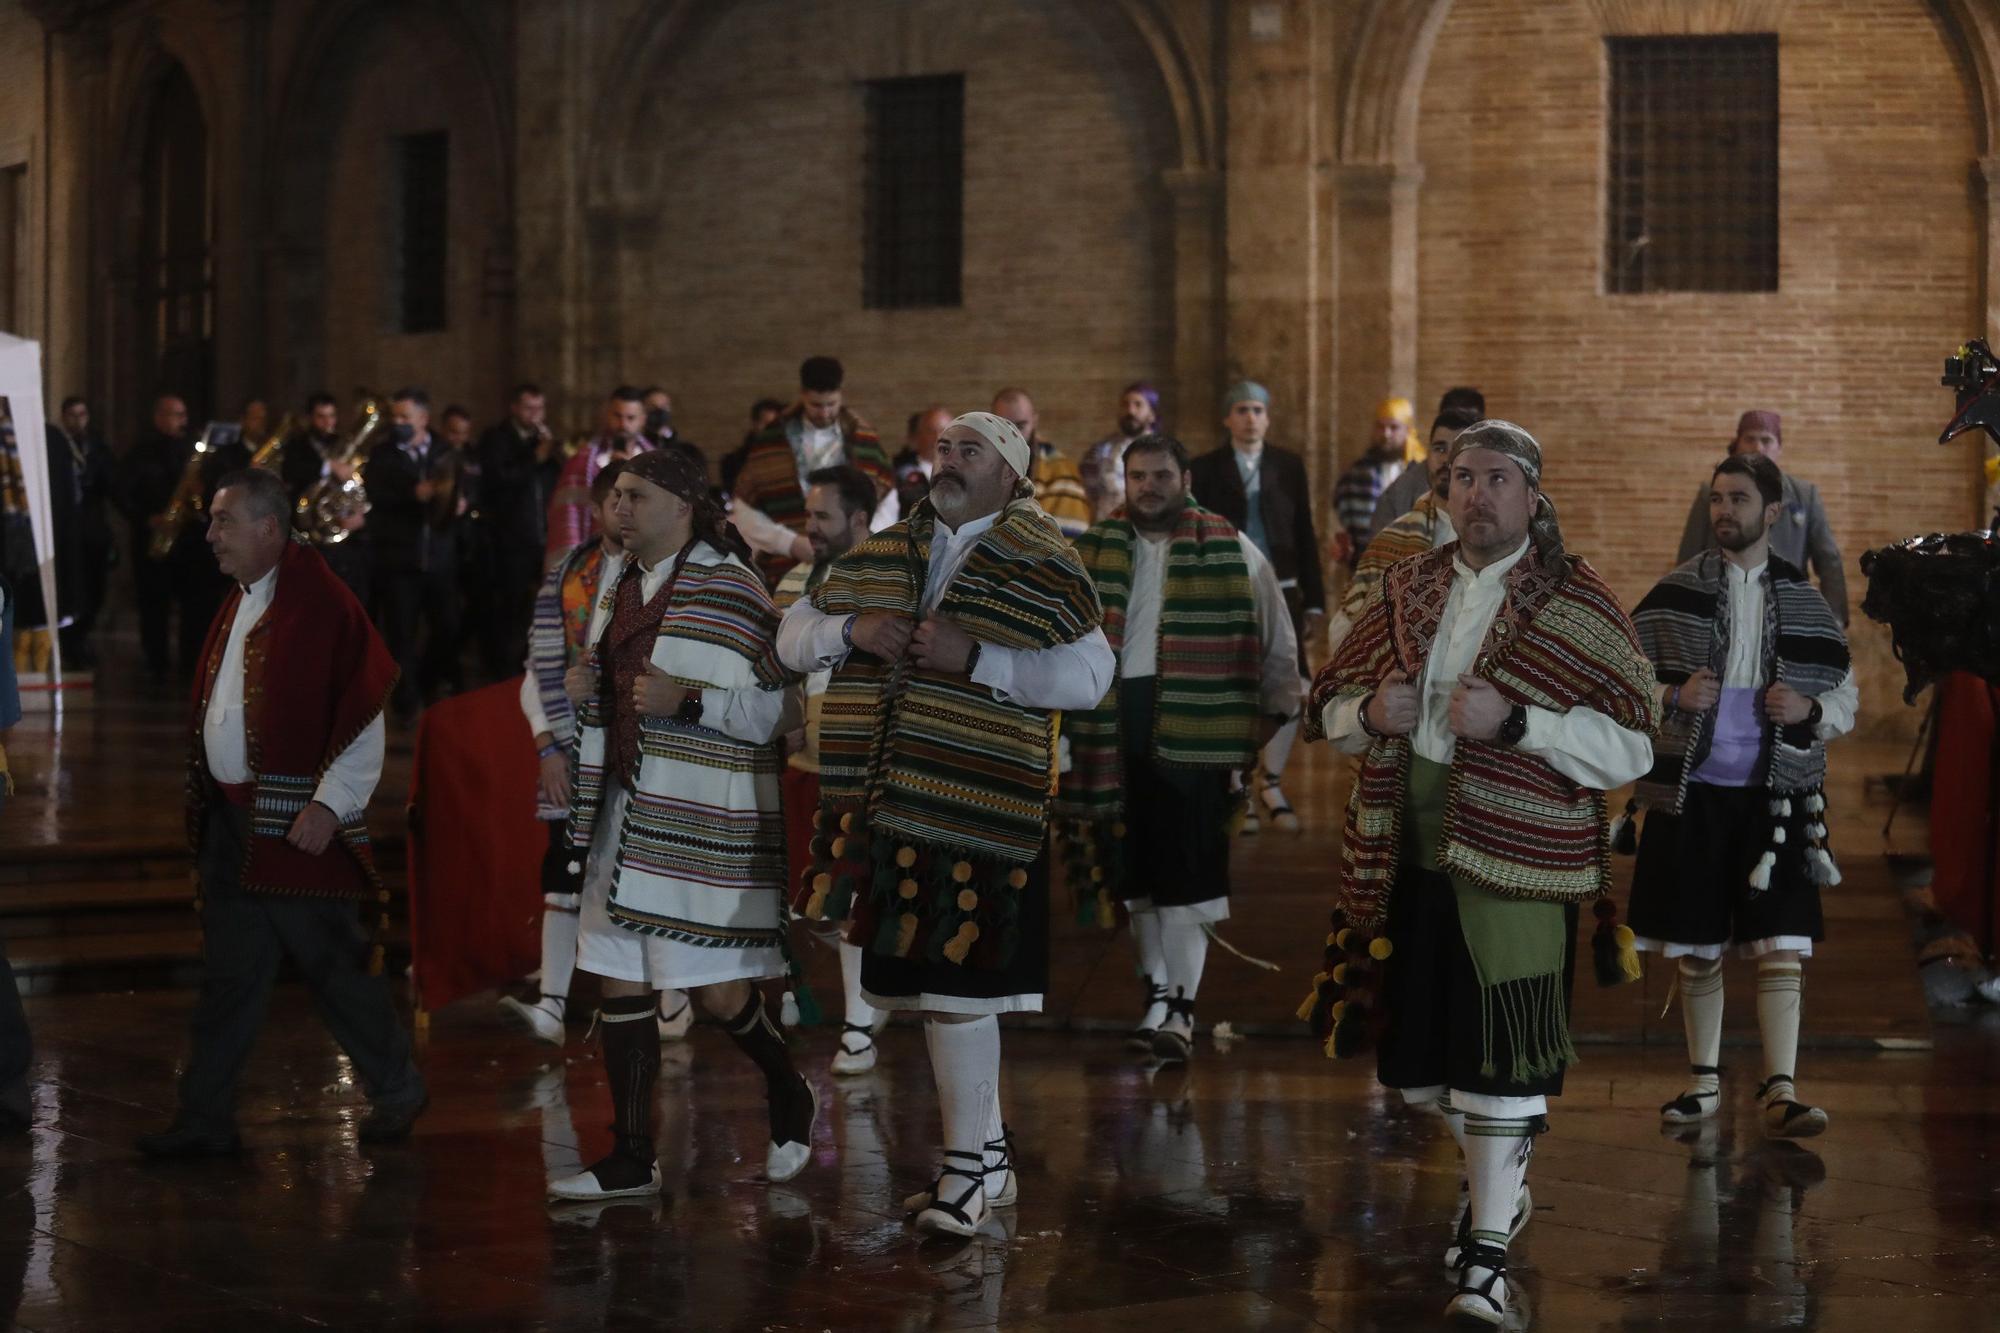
[359,1090,429,1144]
[136,1122,243,1159]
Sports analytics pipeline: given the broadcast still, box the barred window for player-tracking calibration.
[1605,35,1778,294]
[864,75,964,309]
[395,131,449,332]
[0,164,25,335]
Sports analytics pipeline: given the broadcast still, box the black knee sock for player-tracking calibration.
[600,994,660,1163]
[724,989,799,1096]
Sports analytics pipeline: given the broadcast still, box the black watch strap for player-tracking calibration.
[1499,703,1529,746]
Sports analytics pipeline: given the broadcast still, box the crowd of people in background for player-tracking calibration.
[2,364,1849,749]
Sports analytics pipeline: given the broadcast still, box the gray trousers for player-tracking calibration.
[177,802,420,1130]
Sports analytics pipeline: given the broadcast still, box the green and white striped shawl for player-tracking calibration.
[1060,501,1262,819]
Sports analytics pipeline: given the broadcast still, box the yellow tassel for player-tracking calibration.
[369,944,384,976]
[1323,1029,1340,1059]
[895,912,919,956]
[1295,990,1318,1023]
[1616,926,1642,984]
[1095,892,1115,929]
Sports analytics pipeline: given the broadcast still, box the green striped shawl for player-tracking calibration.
[1061,503,1261,816]
[799,495,1102,971]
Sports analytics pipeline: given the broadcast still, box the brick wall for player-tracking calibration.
[602,0,1179,461]
[1414,0,1983,737]
[319,12,510,423]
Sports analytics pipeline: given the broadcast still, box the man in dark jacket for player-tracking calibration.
[1188,381,1326,833]
[367,388,463,718]
[472,384,556,678]
[51,398,117,670]
[118,395,252,686]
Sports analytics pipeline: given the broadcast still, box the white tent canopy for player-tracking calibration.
[0,331,60,676]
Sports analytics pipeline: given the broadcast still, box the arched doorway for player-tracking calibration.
[133,63,212,425]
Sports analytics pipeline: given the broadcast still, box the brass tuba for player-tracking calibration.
[248,412,301,470]
[299,395,383,545]
[147,429,216,561]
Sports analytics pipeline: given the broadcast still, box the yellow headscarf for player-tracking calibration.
[1376,396,1420,462]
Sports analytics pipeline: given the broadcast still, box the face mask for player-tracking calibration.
[645,407,672,437]
[391,422,416,445]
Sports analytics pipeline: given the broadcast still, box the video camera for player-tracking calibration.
[1939,338,2000,446]
[1856,340,2000,701]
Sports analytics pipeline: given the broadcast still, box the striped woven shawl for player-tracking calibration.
[1632,550,1849,811]
[799,495,1102,970]
[1306,543,1658,930]
[733,408,891,583]
[565,542,791,946]
[1061,502,1261,817]
[529,546,610,738]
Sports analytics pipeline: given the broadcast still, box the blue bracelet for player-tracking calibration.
[538,742,564,760]
[841,614,857,649]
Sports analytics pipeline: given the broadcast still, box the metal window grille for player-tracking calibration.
[864,75,964,309]
[1606,35,1778,294]
[396,131,450,332]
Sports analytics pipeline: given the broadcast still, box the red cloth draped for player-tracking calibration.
[1930,672,2000,953]
[185,539,397,898]
[408,679,545,1011]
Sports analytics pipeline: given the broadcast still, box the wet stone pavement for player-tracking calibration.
[2,990,1998,1331]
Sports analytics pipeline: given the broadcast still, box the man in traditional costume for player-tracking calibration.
[1188,381,1325,834]
[1327,405,1482,654]
[991,388,1093,540]
[1303,420,1657,1324]
[1079,382,1161,521]
[777,412,1112,1238]
[543,387,655,566]
[771,465,882,1075]
[548,450,811,1202]
[1673,410,1847,624]
[1061,433,1300,1063]
[1629,450,1856,1139]
[139,468,425,1157]
[731,356,893,583]
[1330,395,1418,566]
[505,460,690,1047]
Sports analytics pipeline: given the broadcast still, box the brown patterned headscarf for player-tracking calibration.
[621,448,751,565]
[1446,418,1570,575]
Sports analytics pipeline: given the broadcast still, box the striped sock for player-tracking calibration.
[1463,1114,1536,1249]
[1756,961,1805,1099]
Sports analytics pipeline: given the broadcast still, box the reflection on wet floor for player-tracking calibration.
[1,990,1997,1330]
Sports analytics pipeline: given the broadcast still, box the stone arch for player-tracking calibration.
[263,0,514,406]
[107,33,224,427]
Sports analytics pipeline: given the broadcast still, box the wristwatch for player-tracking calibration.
[1498,704,1529,746]
[964,641,984,676]
[1804,699,1823,728]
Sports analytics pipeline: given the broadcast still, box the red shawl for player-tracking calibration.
[1306,543,1657,928]
[185,540,399,899]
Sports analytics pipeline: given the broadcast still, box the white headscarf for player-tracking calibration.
[940,411,1031,479]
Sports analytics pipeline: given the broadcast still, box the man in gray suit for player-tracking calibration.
[1675,410,1847,624]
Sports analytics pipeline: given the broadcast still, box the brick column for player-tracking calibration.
[1333,160,1422,471]
[1222,0,1334,476]
[1163,166,1223,435]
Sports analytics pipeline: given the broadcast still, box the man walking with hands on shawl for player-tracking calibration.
[1628,450,1856,1139]
[778,412,1112,1239]
[548,450,812,1203]
[1303,421,1657,1325]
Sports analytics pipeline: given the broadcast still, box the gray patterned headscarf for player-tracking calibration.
[1446,419,1570,575]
